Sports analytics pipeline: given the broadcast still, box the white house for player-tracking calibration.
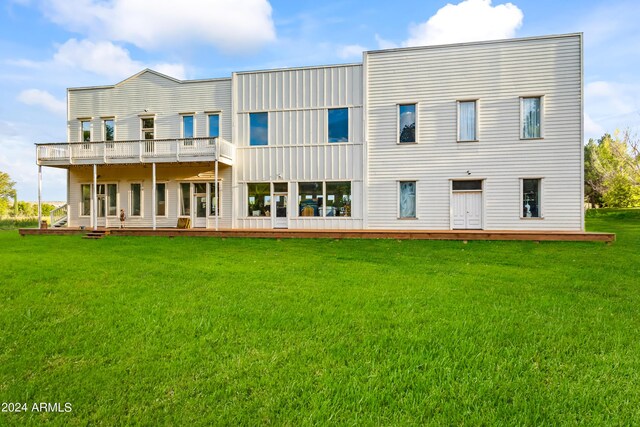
[37,33,584,232]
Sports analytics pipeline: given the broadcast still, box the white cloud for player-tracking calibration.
[375,34,398,50]
[52,39,185,80]
[17,89,66,115]
[337,44,366,60]
[403,0,523,47]
[585,80,640,140]
[41,0,276,53]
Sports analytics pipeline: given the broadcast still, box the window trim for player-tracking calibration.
[140,115,156,140]
[155,182,168,218]
[80,119,92,145]
[457,99,479,142]
[249,112,269,146]
[520,96,544,140]
[397,103,418,144]
[101,117,115,142]
[206,112,221,139]
[129,182,143,218]
[246,182,272,218]
[520,177,544,219]
[180,113,195,139]
[327,107,350,144]
[397,180,418,219]
[80,183,92,217]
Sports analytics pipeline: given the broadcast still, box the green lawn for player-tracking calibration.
[1,210,639,425]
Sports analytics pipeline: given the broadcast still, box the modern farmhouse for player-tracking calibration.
[36,33,584,232]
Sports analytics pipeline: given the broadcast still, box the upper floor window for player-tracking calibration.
[208,114,220,138]
[250,112,268,146]
[398,104,416,143]
[81,120,91,142]
[103,119,114,141]
[521,97,542,139]
[182,115,194,138]
[458,101,477,141]
[141,117,154,140]
[328,108,348,143]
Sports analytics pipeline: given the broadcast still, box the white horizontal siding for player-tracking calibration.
[68,72,232,143]
[365,34,582,230]
[68,164,232,229]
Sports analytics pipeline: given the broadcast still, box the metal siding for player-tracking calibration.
[234,64,364,229]
[366,35,582,230]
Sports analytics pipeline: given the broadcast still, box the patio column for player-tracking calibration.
[37,165,42,228]
[93,164,97,231]
[215,159,219,231]
[152,163,156,230]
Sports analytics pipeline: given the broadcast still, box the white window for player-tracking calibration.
[80,120,91,142]
[182,114,194,146]
[103,119,115,141]
[399,181,417,219]
[141,117,155,153]
[328,108,349,143]
[250,112,268,146]
[521,97,543,139]
[155,182,167,217]
[81,184,91,216]
[521,178,542,218]
[398,104,416,143]
[130,183,142,217]
[458,100,477,141]
[208,113,220,144]
[297,182,352,217]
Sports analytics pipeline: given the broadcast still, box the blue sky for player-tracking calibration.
[1,0,639,201]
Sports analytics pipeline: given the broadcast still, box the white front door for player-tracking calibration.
[452,192,482,229]
[193,183,207,228]
[273,193,288,229]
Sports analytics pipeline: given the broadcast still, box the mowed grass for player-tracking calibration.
[0,211,639,425]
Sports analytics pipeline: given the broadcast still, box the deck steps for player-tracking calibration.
[82,230,109,240]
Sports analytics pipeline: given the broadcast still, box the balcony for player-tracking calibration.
[36,137,235,167]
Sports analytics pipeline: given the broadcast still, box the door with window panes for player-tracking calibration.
[95,184,117,228]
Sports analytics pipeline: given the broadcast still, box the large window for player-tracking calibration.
[298,182,351,217]
[298,182,323,217]
[398,104,416,143]
[107,184,117,216]
[81,184,91,216]
[247,183,271,216]
[130,183,141,217]
[458,101,477,141]
[399,181,416,218]
[328,108,348,143]
[81,120,91,142]
[522,97,542,139]
[522,179,541,218]
[250,112,268,146]
[156,183,166,216]
[208,114,220,139]
[180,183,190,216]
[326,182,351,217]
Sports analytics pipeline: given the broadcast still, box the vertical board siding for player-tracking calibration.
[366,35,582,230]
[234,64,365,229]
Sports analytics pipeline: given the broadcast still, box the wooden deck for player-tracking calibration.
[19,227,616,242]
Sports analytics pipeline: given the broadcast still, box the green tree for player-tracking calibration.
[584,131,640,208]
[0,171,16,217]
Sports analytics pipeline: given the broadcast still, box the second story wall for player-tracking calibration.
[67,70,232,143]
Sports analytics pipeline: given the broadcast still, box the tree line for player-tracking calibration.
[0,171,55,219]
[585,130,640,208]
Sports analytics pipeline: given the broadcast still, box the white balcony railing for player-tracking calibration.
[36,137,235,165]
